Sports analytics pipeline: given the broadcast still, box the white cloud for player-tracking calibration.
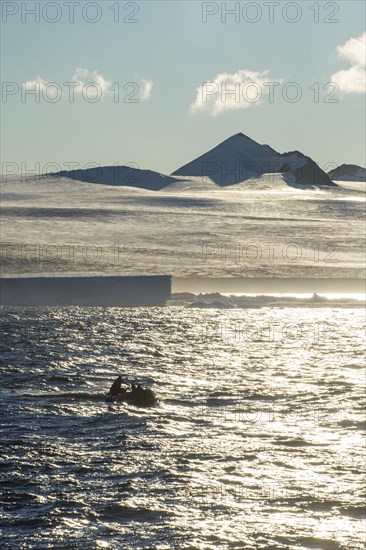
[22,77,61,100]
[22,70,154,102]
[331,65,365,94]
[72,68,90,79]
[22,69,113,99]
[72,68,113,94]
[190,70,280,116]
[331,32,366,93]
[140,79,153,101]
[22,76,47,90]
[337,32,365,67]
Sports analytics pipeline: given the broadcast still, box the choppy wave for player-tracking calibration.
[1,306,365,549]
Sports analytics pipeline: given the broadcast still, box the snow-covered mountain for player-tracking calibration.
[48,166,187,191]
[327,164,366,182]
[48,133,335,189]
[172,133,335,187]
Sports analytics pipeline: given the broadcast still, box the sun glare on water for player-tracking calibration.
[223,292,365,301]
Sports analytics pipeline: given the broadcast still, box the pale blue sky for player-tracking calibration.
[1,0,365,174]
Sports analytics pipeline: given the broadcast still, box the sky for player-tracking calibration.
[1,0,365,175]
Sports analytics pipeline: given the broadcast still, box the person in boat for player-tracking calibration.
[130,383,139,395]
[109,375,123,396]
[130,383,145,398]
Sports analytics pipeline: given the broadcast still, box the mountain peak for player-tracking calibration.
[172,133,335,187]
[227,132,261,144]
[234,132,253,139]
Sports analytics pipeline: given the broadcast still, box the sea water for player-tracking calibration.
[1,306,365,549]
